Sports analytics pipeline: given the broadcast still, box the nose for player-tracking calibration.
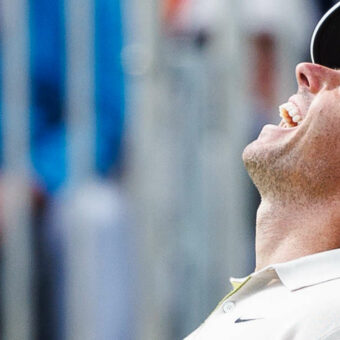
[296,62,339,93]
[296,63,322,93]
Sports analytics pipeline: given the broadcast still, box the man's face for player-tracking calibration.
[243,63,340,202]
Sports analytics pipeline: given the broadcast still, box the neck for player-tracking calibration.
[255,196,340,271]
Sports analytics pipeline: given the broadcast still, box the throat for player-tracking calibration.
[255,199,340,271]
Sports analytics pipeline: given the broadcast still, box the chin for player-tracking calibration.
[242,141,261,178]
[242,139,262,166]
[242,138,283,190]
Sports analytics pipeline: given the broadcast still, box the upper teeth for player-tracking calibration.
[279,102,302,127]
[292,115,302,123]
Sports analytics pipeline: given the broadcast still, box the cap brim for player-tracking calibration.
[311,2,340,69]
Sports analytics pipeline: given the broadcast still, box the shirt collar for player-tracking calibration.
[272,248,340,291]
[231,248,340,291]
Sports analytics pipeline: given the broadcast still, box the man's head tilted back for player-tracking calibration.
[243,2,340,205]
[184,4,340,339]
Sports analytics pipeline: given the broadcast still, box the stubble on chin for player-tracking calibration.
[242,141,339,205]
[242,138,306,204]
[242,142,278,197]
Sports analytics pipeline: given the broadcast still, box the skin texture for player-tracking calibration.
[242,62,340,270]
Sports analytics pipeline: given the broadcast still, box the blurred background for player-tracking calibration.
[0,0,334,339]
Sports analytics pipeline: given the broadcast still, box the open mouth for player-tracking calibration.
[278,102,304,128]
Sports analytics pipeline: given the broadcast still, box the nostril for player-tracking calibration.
[299,73,310,87]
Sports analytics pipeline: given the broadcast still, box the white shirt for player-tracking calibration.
[184,249,340,340]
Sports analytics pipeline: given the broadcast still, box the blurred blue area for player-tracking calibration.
[95,0,125,176]
[27,0,125,192]
[29,0,66,192]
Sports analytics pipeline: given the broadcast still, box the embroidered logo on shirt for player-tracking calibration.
[234,317,264,323]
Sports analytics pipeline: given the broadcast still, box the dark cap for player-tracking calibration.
[311,2,340,68]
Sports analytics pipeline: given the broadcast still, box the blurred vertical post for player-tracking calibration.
[0,0,33,339]
[124,0,254,338]
[64,0,95,339]
[65,0,95,185]
[122,0,162,338]
[222,0,253,276]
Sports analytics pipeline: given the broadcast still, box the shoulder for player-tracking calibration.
[319,327,340,340]
[289,278,340,339]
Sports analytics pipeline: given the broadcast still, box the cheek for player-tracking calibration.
[298,101,340,159]
[309,93,340,131]
[301,114,340,164]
